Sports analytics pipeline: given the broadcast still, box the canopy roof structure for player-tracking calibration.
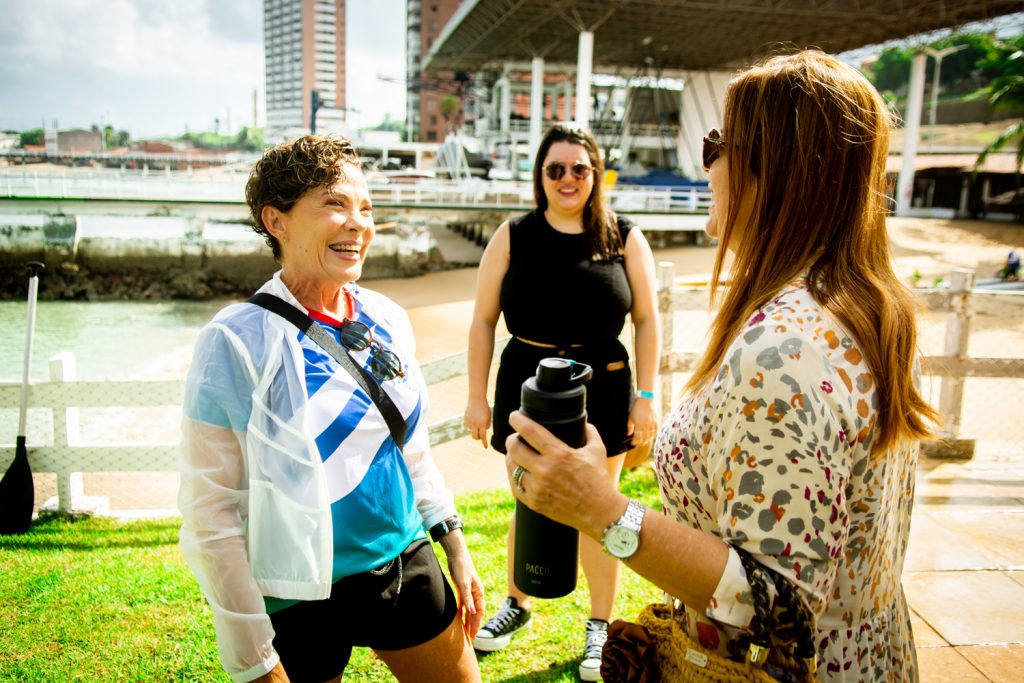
[424,0,1023,73]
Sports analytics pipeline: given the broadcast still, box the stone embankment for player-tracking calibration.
[0,213,448,300]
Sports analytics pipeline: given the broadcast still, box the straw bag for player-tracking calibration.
[601,550,817,683]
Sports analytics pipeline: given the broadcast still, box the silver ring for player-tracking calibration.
[512,464,526,493]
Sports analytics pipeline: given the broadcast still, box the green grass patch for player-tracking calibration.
[0,466,664,682]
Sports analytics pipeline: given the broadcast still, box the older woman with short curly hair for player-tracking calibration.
[179,135,483,683]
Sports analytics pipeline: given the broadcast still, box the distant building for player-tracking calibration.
[406,0,466,142]
[263,0,347,142]
[42,129,103,155]
[0,133,18,153]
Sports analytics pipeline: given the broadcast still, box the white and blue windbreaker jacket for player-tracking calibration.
[178,272,456,682]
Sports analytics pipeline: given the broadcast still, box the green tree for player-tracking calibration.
[233,126,265,151]
[870,45,917,94]
[439,95,461,133]
[19,128,43,146]
[866,32,1005,96]
[369,113,404,133]
[975,41,1024,174]
[928,33,999,92]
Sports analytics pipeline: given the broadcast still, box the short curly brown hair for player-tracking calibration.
[245,135,362,260]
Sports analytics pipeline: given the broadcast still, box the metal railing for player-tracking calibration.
[0,169,711,214]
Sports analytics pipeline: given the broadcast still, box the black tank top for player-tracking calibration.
[499,210,633,346]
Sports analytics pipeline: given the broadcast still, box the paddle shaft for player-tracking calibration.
[18,266,42,437]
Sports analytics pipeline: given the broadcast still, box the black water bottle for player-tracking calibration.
[513,357,593,598]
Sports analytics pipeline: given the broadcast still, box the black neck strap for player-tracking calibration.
[247,292,407,451]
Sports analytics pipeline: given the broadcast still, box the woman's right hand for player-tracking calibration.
[254,662,290,682]
[464,398,492,449]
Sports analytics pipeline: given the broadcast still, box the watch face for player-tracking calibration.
[605,526,640,558]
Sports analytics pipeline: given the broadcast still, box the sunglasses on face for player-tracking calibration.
[702,129,726,171]
[335,319,405,382]
[543,162,594,181]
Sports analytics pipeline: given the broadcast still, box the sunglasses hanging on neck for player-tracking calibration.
[333,319,404,382]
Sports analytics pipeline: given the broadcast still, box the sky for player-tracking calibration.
[0,2,1020,140]
[0,0,407,138]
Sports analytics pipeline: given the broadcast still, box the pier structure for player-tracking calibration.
[422,0,1022,199]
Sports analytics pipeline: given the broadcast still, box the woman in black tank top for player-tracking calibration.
[463,124,661,679]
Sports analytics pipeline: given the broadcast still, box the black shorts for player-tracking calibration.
[268,539,458,683]
[491,337,634,456]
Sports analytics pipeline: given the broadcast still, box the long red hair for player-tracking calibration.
[688,50,938,453]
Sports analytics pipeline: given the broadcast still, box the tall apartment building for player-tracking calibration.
[263,0,347,141]
[406,0,464,142]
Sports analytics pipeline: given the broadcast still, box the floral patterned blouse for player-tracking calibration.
[653,282,919,682]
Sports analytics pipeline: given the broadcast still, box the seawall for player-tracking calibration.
[0,213,446,300]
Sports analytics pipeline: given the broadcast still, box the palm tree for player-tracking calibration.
[975,45,1023,174]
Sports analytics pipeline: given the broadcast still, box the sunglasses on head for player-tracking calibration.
[543,162,594,181]
[335,319,405,382]
[702,129,726,171]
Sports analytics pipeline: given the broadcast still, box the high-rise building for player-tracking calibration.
[406,0,464,142]
[263,0,347,141]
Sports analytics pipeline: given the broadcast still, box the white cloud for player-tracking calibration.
[0,0,260,84]
[0,0,406,135]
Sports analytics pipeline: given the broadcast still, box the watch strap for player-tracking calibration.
[617,498,646,533]
[429,516,463,542]
[602,498,645,558]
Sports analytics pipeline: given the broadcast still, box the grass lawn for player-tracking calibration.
[0,465,664,682]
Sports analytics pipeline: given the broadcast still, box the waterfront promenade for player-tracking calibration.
[355,218,1024,682]
[8,216,1024,681]
[416,218,1024,683]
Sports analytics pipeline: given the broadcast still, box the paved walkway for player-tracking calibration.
[905,445,1024,681]
[431,438,1024,682]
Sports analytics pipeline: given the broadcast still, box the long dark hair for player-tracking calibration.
[689,50,938,454]
[532,124,621,259]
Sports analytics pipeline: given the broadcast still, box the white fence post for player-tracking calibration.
[937,269,975,440]
[48,352,81,513]
[657,261,676,418]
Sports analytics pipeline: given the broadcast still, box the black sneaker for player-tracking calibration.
[579,618,608,681]
[472,597,532,652]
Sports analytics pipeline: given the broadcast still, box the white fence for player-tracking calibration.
[0,339,508,514]
[656,264,1024,458]
[5,266,1017,515]
[0,169,711,214]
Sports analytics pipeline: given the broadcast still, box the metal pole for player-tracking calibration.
[529,57,545,162]
[575,31,594,130]
[924,45,967,139]
[929,55,942,131]
[896,52,927,216]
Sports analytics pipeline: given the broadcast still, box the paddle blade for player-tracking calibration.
[0,437,34,535]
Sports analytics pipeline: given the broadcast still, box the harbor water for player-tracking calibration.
[0,298,231,381]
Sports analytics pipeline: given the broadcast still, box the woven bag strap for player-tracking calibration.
[735,548,773,665]
[735,548,817,679]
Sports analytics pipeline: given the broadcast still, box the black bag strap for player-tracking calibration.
[247,292,407,451]
[736,547,817,680]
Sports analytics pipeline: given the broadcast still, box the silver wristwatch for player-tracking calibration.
[602,498,645,559]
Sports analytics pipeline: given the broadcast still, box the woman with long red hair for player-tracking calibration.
[505,50,938,682]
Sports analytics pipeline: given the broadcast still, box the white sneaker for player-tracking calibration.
[579,618,608,681]
[472,597,532,652]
